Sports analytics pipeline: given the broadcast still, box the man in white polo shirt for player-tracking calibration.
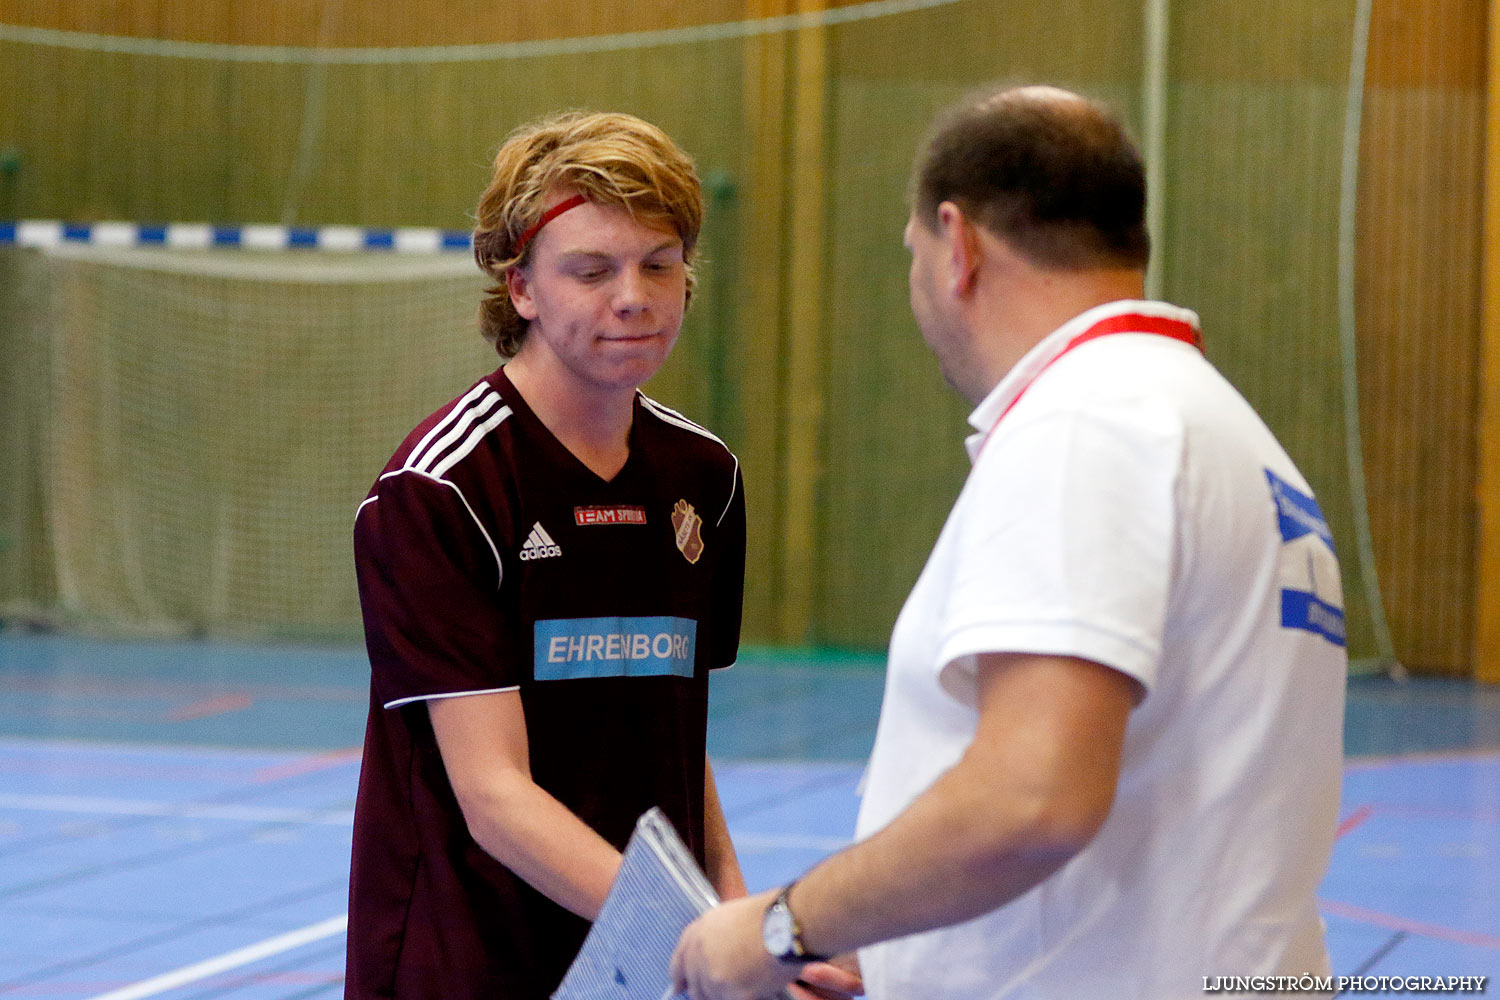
[671,84,1346,999]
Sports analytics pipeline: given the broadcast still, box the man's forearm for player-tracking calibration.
[787,653,1132,958]
[787,753,1097,959]
[666,753,1090,1000]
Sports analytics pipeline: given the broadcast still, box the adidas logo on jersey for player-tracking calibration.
[519,522,562,561]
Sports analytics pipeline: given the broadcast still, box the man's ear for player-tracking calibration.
[936,201,980,296]
[506,266,539,321]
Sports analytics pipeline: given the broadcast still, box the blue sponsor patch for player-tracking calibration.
[1280,587,1347,646]
[1264,469,1346,647]
[1265,469,1335,548]
[534,616,697,681]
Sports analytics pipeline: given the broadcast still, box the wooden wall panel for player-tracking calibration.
[1172,0,1353,84]
[1479,0,1500,683]
[1357,0,1485,675]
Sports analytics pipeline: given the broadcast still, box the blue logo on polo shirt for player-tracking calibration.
[534,616,697,681]
[1265,469,1345,647]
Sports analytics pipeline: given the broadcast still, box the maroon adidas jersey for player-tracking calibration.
[346,367,744,1000]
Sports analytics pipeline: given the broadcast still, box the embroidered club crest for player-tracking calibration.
[671,499,705,564]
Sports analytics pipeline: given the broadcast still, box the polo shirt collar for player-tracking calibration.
[963,299,1193,462]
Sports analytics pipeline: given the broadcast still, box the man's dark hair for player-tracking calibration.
[912,85,1150,270]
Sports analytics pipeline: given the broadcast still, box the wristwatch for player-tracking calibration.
[761,881,830,964]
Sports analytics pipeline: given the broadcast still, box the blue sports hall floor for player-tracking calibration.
[0,630,1496,997]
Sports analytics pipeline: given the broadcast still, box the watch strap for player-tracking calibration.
[766,880,830,964]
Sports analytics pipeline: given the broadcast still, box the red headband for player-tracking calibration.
[514,194,587,256]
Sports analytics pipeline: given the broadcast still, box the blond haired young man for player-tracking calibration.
[346,112,747,999]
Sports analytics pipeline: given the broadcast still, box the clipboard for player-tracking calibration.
[552,807,795,1000]
[552,807,718,1000]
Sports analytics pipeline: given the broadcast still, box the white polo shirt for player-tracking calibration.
[855,300,1346,1000]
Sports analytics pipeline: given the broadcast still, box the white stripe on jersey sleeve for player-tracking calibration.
[410,391,504,475]
[406,381,494,472]
[384,684,521,710]
[428,405,512,479]
[363,389,514,600]
[718,456,741,527]
[638,393,726,446]
[637,393,741,526]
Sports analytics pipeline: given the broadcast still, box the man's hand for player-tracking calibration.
[671,890,863,1000]
[670,891,789,1000]
[669,891,863,1000]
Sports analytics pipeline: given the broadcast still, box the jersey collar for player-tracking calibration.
[963,299,1202,462]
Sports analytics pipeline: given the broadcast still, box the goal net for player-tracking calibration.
[1,244,489,638]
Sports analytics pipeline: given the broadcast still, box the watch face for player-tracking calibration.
[762,901,796,958]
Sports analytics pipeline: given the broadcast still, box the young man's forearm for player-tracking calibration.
[459,767,624,921]
[429,691,622,921]
[703,757,748,899]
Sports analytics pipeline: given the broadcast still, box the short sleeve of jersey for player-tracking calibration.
[354,469,517,708]
[709,466,747,670]
[935,396,1183,702]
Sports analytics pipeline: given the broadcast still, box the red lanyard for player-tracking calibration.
[978,311,1202,456]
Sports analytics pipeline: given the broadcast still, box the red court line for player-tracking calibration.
[1335,804,1374,838]
[1319,898,1500,950]
[254,746,362,783]
[166,693,254,722]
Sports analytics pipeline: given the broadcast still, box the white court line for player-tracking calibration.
[0,792,352,826]
[83,914,347,1000]
[730,833,851,852]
